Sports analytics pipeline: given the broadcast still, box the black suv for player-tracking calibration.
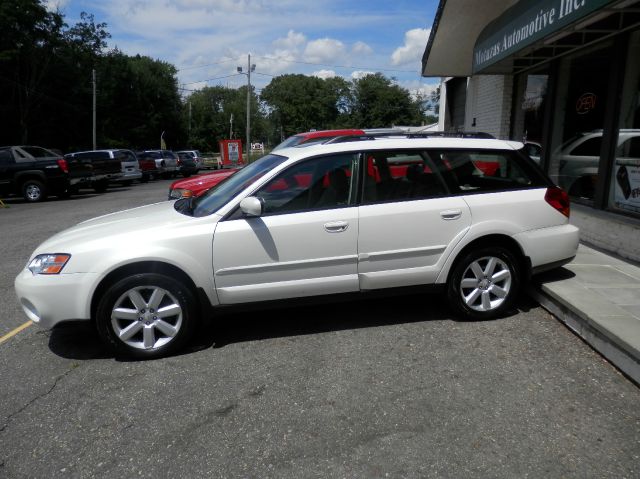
[0,145,76,202]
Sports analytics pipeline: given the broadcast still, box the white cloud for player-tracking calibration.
[352,41,373,56]
[312,70,337,79]
[273,30,307,51]
[351,70,376,80]
[391,28,430,66]
[304,38,346,64]
[44,0,71,11]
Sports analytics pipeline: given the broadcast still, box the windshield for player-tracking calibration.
[189,153,288,217]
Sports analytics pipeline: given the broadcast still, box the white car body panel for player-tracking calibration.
[15,202,222,326]
[357,197,471,289]
[213,207,359,303]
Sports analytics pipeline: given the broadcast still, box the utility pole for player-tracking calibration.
[188,101,192,135]
[237,54,255,162]
[92,69,97,150]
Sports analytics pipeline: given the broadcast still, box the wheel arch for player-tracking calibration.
[90,261,211,321]
[440,234,532,285]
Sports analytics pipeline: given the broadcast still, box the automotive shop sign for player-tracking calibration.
[473,0,615,73]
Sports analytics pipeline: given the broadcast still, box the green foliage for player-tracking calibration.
[0,1,435,153]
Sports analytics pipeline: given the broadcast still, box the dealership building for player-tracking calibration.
[422,0,640,262]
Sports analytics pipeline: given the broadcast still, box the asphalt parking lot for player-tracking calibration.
[1,177,639,478]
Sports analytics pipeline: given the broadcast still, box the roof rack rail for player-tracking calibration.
[323,131,495,145]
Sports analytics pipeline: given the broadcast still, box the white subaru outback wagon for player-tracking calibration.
[15,136,579,358]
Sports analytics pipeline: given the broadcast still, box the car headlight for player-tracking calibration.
[28,254,71,275]
[169,188,193,200]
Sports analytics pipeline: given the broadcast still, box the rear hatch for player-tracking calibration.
[67,151,122,177]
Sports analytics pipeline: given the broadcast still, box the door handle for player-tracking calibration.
[440,209,462,220]
[324,221,349,233]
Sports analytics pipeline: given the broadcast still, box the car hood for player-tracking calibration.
[171,169,237,193]
[35,201,199,253]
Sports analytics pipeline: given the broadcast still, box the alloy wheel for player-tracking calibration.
[110,285,183,350]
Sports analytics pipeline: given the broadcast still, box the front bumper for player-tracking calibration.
[14,269,98,329]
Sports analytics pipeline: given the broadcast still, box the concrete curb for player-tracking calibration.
[528,284,640,385]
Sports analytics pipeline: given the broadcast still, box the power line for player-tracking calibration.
[182,73,243,85]
[176,58,236,72]
[252,55,419,74]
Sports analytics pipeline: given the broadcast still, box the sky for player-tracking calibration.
[45,0,440,99]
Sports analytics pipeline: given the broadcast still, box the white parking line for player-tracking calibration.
[0,321,32,345]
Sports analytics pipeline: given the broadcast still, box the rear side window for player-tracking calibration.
[0,149,14,165]
[21,146,55,158]
[362,150,448,204]
[74,151,110,160]
[428,149,547,194]
[570,137,601,156]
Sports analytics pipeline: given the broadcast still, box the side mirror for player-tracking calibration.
[239,196,264,217]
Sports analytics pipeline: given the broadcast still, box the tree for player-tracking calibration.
[350,73,423,128]
[0,0,65,144]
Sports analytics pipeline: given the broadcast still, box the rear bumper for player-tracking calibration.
[514,224,580,271]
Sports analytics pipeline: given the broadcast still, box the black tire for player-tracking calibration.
[122,180,133,187]
[140,173,150,183]
[22,179,47,202]
[182,172,192,178]
[93,179,108,193]
[447,246,520,320]
[95,273,198,359]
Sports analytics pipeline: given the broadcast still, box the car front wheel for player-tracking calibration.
[447,246,520,320]
[95,273,198,359]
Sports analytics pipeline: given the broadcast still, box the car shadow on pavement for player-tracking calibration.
[48,321,111,360]
[531,266,576,284]
[46,292,534,361]
[198,292,464,350]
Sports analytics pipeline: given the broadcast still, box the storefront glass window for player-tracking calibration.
[513,74,548,148]
[609,30,640,216]
[548,43,614,202]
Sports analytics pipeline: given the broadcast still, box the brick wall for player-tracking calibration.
[465,76,514,139]
[571,204,640,263]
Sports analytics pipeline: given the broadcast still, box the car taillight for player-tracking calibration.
[545,186,570,218]
[57,158,69,173]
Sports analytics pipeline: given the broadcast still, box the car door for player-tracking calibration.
[357,150,471,290]
[212,153,360,304]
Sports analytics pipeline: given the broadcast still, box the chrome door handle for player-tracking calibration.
[440,209,462,220]
[324,221,349,233]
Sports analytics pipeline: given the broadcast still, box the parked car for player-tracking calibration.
[555,129,640,197]
[177,150,203,170]
[171,130,372,199]
[135,151,160,181]
[176,151,199,177]
[200,153,221,170]
[168,168,239,199]
[15,135,579,358]
[115,149,143,185]
[139,150,179,179]
[64,150,123,192]
[0,145,83,202]
[272,129,366,151]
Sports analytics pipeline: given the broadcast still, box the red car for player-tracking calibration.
[169,129,369,199]
[168,168,238,199]
[272,129,365,150]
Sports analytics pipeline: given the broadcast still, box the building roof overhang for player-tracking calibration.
[423,0,640,77]
[421,0,518,77]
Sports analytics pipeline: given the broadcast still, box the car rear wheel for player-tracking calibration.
[447,246,520,320]
[22,179,47,202]
[95,273,198,359]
